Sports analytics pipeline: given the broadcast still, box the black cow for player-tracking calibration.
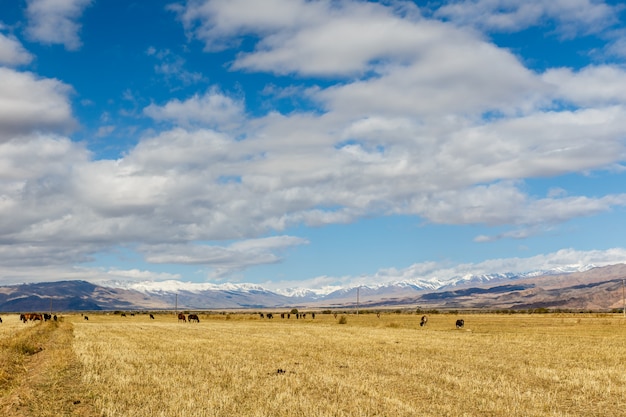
[0,317,2,323]
[456,319,464,329]
[259,313,264,319]
[188,314,200,323]
[84,316,89,321]
[121,313,126,317]
[150,314,155,320]
[43,313,52,321]
[420,315,428,327]
[53,315,57,321]
[267,313,274,319]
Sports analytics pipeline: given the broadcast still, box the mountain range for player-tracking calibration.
[1,264,625,312]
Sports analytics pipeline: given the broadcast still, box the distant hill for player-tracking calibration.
[1,264,625,312]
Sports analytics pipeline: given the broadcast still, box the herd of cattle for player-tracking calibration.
[18,313,57,323]
[2,312,467,329]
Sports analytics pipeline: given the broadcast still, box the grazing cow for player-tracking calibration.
[267,313,274,319]
[188,314,200,323]
[43,313,52,321]
[121,313,126,317]
[32,314,43,321]
[456,319,464,329]
[150,314,155,320]
[259,313,264,319]
[178,313,187,323]
[20,314,27,323]
[420,315,428,327]
[84,316,89,321]
[53,315,57,321]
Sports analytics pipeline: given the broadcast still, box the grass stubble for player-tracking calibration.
[0,315,96,416]
[2,313,626,416]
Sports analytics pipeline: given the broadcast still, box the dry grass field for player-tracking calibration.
[1,312,626,416]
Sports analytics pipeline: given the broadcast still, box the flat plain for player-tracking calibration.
[1,312,625,416]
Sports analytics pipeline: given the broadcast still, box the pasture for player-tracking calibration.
[1,312,626,416]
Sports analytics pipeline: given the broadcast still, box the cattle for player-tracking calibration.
[20,314,27,323]
[267,313,274,319]
[281,313,285,319]
[259,313,264,319]
[456,319,464,329]
[150,314,155,320]
[178,313,187,323]
[312,312,315,319]
[53,315,57,321]
[188,314,200,323]
[0,317,2,323]
[84,316,89,321]
[31,314,43,321]
[121,313,126,317]
[377,312,381,319]
[43,313,52,321]
[420,315,428,327]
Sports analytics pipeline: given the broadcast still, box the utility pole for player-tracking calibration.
[622,280,625,318]
[175,293,178,316]
[356,287,360,316]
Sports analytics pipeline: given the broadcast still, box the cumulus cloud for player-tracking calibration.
[25,0,92,50]
[0,68,76,139]
[144,88,245,130]
[139,236,308,279]
[0,33,33,66]
[3,0,626,285]
[434,0,618,37]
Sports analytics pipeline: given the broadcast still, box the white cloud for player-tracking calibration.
[139,236,308,279]
[0,33,34,66]
[543,66,626,106]
[0,68,76,139]
[434,0,618,37]
[25,0,92,50]
[2,0,626,283]
[144,88,245,130]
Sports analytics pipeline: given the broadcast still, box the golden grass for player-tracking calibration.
[0,315,96,416]
[65,313,626,416]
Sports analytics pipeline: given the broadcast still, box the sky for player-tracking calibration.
[1,0,626,291]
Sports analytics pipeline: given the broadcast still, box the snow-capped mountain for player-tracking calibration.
[0,263,616,311]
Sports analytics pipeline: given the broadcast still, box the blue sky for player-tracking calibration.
[1,0,626,291]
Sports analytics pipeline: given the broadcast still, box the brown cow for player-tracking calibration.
[178,313,187,322]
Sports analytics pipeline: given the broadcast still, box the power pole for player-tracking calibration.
[175,293,178,315]
[356,287,360,316]
[622,280,625,318]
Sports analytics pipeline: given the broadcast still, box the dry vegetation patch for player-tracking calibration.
[69,313,626,416]
[0,315,97,416]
